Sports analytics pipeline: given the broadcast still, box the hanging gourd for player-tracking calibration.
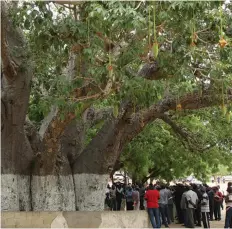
[219,4,227,48]
[108,51,113,76]
[148,3,151,49]
[107,31,113,79]
[176,103,182,111]
[87,16,90,46]
[226,111,231,123]
[176,95,182,111]
[190,13,197,47]
[152,1,159,58]
[221,79,227,116]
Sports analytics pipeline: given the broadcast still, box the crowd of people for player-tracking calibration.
[105,181,232,228]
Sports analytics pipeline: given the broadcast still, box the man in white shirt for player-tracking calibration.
[185,186,198,228]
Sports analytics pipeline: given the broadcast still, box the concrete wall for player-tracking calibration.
[1,211,151,228]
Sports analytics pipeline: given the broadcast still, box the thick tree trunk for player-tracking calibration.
[73,114,127,210]
[30,52,84,211]
[1,2,33,211]
[31,107,76,211]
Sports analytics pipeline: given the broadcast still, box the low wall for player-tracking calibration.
[1,211,151,228]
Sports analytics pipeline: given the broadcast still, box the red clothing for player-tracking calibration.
[214,191,223,202]
[145,189,160,208]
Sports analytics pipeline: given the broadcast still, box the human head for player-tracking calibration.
[200,186,206,193]
[228,186,232,194]
[192,184,197,190]
[149,183,154,190]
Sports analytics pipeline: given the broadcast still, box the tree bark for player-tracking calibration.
[30,53,80,211]
[1,2,33,211]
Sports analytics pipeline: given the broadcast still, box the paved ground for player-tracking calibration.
[168,209,225,228]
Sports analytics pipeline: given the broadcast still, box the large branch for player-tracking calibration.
[121,89,232,150]
[142,89,232,124]
[158,114,214,152]
[159,114,190,141]
[53,1,82,6]
[1,2,22,81]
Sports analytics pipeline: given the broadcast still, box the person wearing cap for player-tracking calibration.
[200,186,210,228]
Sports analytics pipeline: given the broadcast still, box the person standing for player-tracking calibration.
[132,186,140,210]
[200,186,210,228]
[214,187,223,221]
[224,186,232,228]
[185,186,198,228]
[145,184,161,228]
[125,185,134,210]
[139,184,146,210]
[116,183,124,211]
[174,184,186,224]
[193,184,202,227]
[180,186,188,227]
[167,186,174,223]
[158,185,171,227]
[207,188,215,221]
[110,185,117,211]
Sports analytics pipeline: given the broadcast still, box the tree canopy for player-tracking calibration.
[10,1,232,181]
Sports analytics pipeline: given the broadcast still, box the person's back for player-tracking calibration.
[145,189,160,208]
[180,190,188,210]
[126,189,133,202]
[159,188,169,205]
[186,189,198,208]
[145,186,161,228]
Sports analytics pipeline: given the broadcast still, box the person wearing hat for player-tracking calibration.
[200,186,210,228]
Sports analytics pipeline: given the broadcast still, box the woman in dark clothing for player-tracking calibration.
[116,183,124,211]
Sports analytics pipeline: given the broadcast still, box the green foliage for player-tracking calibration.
[122,108,232,182]
[10,1,232,179]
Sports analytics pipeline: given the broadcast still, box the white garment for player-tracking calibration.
[185,190,198,209]
[201,192,210,212]
[226,193,232,207]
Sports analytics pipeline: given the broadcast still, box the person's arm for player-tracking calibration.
[225,195,229,203]
[145,191,148,200]
[186,196,196,208]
